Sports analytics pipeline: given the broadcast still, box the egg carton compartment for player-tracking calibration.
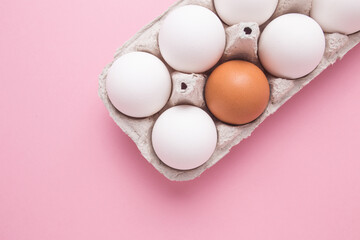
[99,0,360,181]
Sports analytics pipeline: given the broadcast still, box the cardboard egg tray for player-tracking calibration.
[99,0,360,181]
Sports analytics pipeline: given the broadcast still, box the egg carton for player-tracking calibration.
[99,0,360,181]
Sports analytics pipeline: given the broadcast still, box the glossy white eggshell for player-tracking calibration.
[159,5,226,73]
[259,13,325,79]
[311,0,360,35]
[152,105,217,170]
[214,0,278,26]
[106,52,171,118]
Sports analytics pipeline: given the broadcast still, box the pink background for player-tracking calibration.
[1,0,360,239]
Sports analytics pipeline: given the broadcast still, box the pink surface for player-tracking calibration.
[1,0,360,239]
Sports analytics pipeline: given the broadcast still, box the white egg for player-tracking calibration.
[106,52,171,118]
[159,5,226,73]
[311,0,360,35]
[152,105,217,170]
[214,0,278,26]
[258,14,325,79]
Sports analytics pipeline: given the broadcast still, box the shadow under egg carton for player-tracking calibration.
[98,0,360,181]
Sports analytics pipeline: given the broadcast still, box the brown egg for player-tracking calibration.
[205,60,270,125]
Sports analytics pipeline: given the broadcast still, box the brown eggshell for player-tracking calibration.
[205,60,270,125]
